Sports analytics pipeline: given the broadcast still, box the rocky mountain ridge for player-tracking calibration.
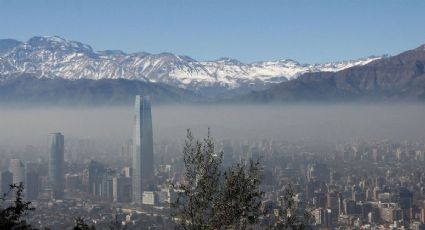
[0,36,381,94]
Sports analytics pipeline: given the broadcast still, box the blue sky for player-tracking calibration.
[0,0,424,63]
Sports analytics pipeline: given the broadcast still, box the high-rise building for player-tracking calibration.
[132,95,154,204]
[398,187,414,221]
[25,162,40,200]
[9,159,25,185]
[48,132,65,199]
[0,171,13,198]
[88,160,105,197]
[100,169,115,201]
[65,174,82,191]
[113,176,132,203]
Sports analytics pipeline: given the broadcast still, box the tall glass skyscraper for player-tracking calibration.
[132,95,154,204]
[48,132,64,199]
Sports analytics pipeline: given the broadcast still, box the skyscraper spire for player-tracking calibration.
[132,95,154,204]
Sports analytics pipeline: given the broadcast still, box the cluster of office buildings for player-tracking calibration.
[1,96,155,205]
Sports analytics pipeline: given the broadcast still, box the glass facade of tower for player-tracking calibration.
[132,95,154,204]
[48,132,64,199]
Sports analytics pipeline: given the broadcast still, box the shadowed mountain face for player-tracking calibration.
[0,75,198,105]
[245,45,425,102]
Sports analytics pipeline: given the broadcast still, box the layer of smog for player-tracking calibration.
[1,104,424,147]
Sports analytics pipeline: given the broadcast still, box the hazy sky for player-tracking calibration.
[1,105,425,147]
[0,0,424,63]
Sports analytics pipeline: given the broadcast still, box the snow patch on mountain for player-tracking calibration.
[0,36,382,90]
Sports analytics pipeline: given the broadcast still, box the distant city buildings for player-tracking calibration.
[3,98,425,229]
[132,95,154,204]
[142,191,156,205]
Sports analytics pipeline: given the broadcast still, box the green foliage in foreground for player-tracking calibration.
[0,183,34,229]
[73,217,96,230]
[172,129,263,230]
[270,185,314,230]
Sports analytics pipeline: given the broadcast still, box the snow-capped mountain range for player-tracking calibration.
[0,36,382,92]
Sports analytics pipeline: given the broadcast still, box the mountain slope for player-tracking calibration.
[244,45,425,102]
[0,74,198,105]
[0,36,380,95]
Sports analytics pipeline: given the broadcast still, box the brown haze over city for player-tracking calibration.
[0,104,424,147]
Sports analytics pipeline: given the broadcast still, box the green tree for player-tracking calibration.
[173,129,263,230]
[0,183,35,230]
[73,217,96,230]
[108,213,126,230]
[212,160,262,229]
[269,185,314,230]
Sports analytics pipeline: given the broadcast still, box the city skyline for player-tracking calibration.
[0,0,424,228]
